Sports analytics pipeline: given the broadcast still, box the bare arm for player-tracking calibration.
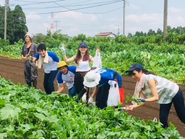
[90,87,99,98]
[31,57,37,63]
[35,60,38,68]
[55,83,64,94]
[127,91,146,110]
[145,79,159,102]
[63,54,75,63]
[21,54,29,61]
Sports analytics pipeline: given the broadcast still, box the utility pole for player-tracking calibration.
[4,0,8,40]
[123,0,125,36]
[54,21,60,31]
[163,0,168,39]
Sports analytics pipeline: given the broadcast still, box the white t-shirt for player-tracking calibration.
[34,51,59,73]
[73,55,93,72]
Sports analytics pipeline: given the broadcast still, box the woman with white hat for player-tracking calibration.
[125,63,185,128]
[21,33,38,88]
[77,68,123,109]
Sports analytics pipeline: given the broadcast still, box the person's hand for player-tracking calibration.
[59,44,66,54]
[134,98,146,102]
[23,56,29,61]
[35,62,38,68]
[126,105,134,111]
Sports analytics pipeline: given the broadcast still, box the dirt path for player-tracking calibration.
[0,56,185,137]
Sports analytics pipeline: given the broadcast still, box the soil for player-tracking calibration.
[0,56,185,137]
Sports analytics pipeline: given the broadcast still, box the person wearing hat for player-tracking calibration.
[31,43,60,94]
[21,33,38,88]
[125,63,185,128]
[55,61,77,97]
[61,42,94,95]
[76,68,123,109]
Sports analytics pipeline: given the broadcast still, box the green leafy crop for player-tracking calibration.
[0,77,184,138]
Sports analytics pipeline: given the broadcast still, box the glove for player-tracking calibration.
[138,98,146,102]
[59,44,66,54]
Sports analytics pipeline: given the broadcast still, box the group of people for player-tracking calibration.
[21,33,185,128]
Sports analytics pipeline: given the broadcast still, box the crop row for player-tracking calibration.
[0,77,184,138]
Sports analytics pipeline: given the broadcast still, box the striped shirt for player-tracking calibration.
[142,74,179,104]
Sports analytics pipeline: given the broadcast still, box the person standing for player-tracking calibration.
[61,42,94,95]
[125,63,185,128]
[21,33,38,88]
[32,43,60,94]
[56,61,76,97]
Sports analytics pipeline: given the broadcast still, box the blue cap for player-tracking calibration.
[79,42,87,48]
[126,63,143,72]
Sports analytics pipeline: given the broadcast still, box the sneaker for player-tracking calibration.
[88,97,95,106]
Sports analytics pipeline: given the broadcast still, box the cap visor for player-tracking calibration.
[126,67,135,72]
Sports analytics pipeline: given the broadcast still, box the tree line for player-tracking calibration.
[0,5,28,44]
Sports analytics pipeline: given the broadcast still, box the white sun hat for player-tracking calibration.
[83,70,100,87]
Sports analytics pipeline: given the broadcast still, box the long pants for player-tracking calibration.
[96,80,122,109]
[160,88,185,127]
[27,80,37,88]
[43,70,58,94]
[24,60,38,88]
[74,72,84,94]
[68,85,77,97]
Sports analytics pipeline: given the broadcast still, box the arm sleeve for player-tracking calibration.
[34,53,40,60]
[57,72,63,84]
[49,52,60,62]
[21,46,24,55]
[68,66,76,74]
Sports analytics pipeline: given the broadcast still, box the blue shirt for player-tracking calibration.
[57,66,76,89]
[95,68,121,87]
[34,51,59,73]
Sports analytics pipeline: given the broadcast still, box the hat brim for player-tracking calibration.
[57,65,68,70]
[126,67,135,72]
[83,73,100,87]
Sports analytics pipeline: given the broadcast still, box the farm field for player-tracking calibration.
[0,55,185,137]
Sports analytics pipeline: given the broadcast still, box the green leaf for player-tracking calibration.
[0,133,7,139]
[0,104,21,120]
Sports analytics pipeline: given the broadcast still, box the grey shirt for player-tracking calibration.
[21,43,37,57]
[142,74,179,104]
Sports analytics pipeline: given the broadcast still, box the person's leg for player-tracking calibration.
[96,87,102,108]
[68,85,77,97]
[47,70,58,94]
[24,62,31,87]
[99,85,110,109]
[74,72,84,94]
[75,88,87,102]
[32,79,37,89]
[26,82,31,87]
[159,103,172,128]
[172,89,185,124]
[44,73,50,94]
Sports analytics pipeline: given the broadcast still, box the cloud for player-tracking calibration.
[129,4,141,10]
[0,1,4,6]
[169,7,183,13]
[126,13,162,23]
[43,23,50,29]
[26,12,41,20]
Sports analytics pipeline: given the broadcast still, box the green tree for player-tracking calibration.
[12,5,28,44]
[156,28,163,35]
[147,29,155,36]
[0,6,5,39]
[0,5,28,44]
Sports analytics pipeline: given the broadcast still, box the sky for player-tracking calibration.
[0,0,185,37]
